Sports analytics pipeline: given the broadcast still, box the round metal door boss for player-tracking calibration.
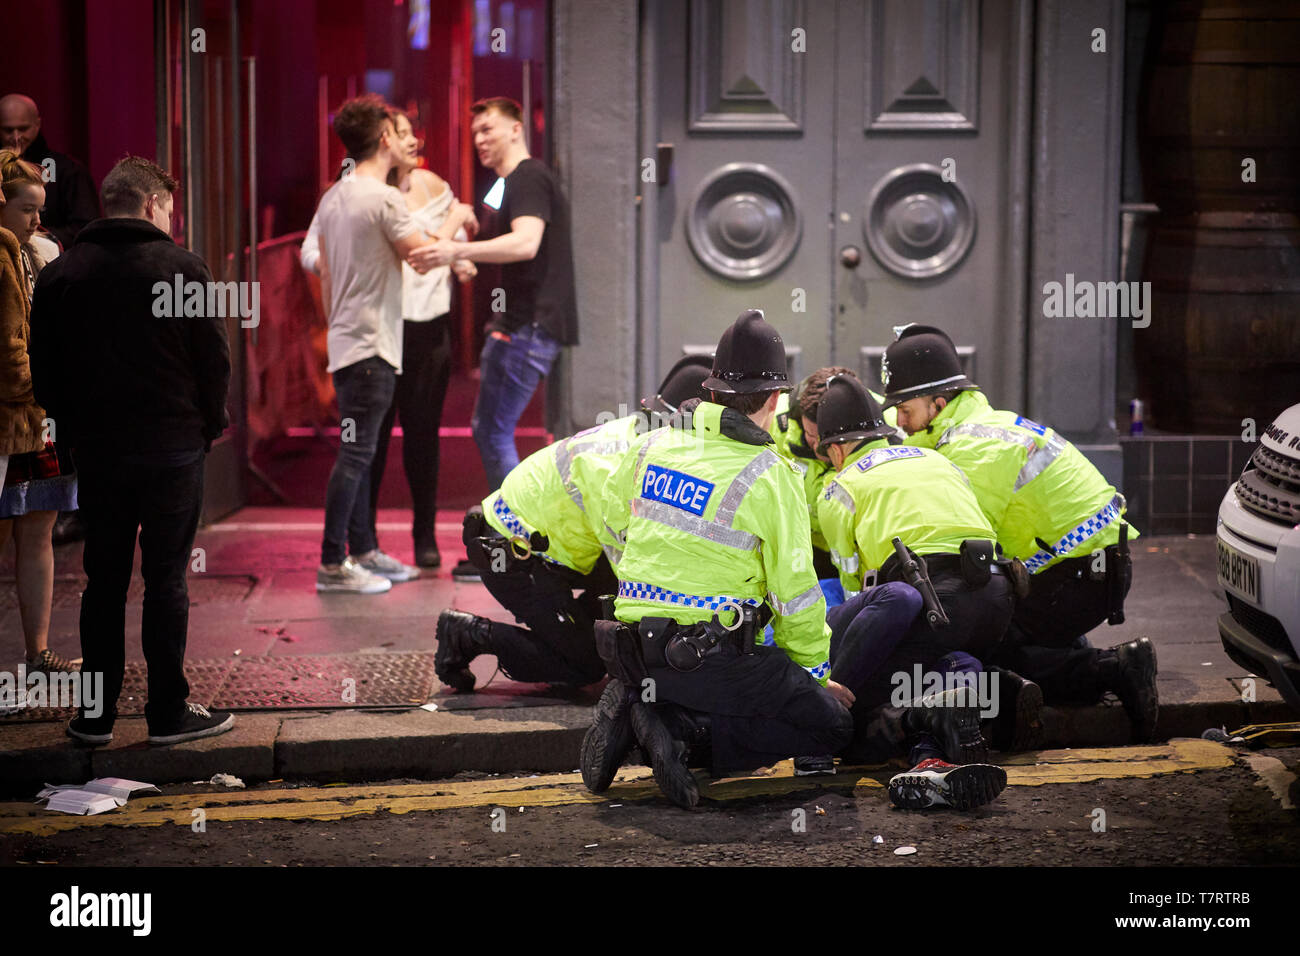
[863,163,976,279]
[686,162,803,280]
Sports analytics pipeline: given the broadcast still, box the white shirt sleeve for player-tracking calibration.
[300,212,322,274]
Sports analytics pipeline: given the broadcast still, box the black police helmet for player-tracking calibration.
[644,354,713,414]
[816,374,896,454]
[880,324,972,409]
[700,309,791,395]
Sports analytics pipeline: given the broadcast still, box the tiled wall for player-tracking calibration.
[1119,436,1256,536]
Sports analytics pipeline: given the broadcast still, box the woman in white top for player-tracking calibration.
[373,110,475,568]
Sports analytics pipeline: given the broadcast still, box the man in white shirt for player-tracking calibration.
[309,95,451,594]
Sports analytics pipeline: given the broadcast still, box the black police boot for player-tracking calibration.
[580,679,637,793]
[630,701,700,809]
[434,610,493,692]
[660,704,713,770]
[793,755,836,776]
[986,666,1044,753]
[902,687,989,765]
[1101,637,1158,743]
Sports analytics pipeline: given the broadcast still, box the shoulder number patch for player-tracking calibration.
[1014,415,1047,436]
[641,465,715,517]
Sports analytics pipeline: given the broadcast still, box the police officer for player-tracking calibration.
[435,356,713,692]
[581,310,854,809]
[814,374,1012,807]
[881,324,1158,742]
[770,369,882,576]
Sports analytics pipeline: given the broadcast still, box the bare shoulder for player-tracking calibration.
[413,168,449,199]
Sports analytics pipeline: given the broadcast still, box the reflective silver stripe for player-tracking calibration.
[1015,433,1066,490]
[603,544,623,566]
[631,498,759,551]
[715,449,780,525]
[830,548,860,573]
[937,423,1037,454]
[767,583,823,617]
[633,427,672,480]
[825,482,856,514]
[604,521,626,547]
[556,436,630,510]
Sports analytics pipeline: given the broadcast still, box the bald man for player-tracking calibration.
[0,94,100,248]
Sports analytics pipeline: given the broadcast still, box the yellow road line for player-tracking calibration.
[0,739,1235,837]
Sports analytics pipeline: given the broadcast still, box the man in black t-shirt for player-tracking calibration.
[411,97,578,498]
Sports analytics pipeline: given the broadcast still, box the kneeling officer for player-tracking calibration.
[582,310,855,808]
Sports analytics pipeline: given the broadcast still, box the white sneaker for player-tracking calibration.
[355,549,420,583]
[317,556,393,594]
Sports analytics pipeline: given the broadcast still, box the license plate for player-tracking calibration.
[1217,537,1260,604]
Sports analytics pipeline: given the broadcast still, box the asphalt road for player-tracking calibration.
[3,742,1297,867]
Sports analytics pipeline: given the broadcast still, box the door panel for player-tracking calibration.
[651,0,836,381]
[833,0,1030,407]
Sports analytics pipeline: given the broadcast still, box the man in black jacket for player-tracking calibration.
[29,155,234,747]
[0,94,101,249]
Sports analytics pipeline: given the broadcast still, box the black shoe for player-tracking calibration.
[147,702,234,745]
[435,609,490,692]
[630,701,699,809]
[451,558,482,583]
[580,679,636,793]
[659,704,712,769]
[67,713,115,745]
[1107,637,1158,743]
[794,755,836,776]
[988,667,1044,753]
[903,687,989,765]
[415,543,442,569]
[888,758,1008,810]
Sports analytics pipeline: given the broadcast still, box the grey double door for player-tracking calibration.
[644,0,1031,407]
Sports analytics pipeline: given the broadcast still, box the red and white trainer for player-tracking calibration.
[888,758,1007,810]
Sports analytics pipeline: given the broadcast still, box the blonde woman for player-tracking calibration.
[0,149,77,678]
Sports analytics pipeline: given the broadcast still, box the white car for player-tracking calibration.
[1216,402,1300,712]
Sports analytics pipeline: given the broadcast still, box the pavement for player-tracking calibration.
[1,508,1293,797]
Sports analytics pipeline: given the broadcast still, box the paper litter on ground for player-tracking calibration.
[36,778,160,816]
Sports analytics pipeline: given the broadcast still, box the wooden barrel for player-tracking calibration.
[1138,212,1300,434]
[1135,1,1300,432]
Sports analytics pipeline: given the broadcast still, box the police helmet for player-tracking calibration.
[880,324,972,409]
[816,374,897,453]
[643,354,713,414]
[700,309,791,395]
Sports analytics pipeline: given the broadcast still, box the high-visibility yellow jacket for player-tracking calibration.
[601,400,832,683]
[769,389,901,553]
[483,415,640,574]
[818,438,995,593]
[904,390,1137,573]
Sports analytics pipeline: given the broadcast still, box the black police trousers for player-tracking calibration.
[468,541,616,687]
[646,642,854,775]
[840,569,1014,763]
[989,554,1133,703]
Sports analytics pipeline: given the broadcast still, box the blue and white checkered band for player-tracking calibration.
[1023,494,1125,574]
[617,581,762,612]
[805,659,831,681]
[493,496,562,565]
[855,445,924,472]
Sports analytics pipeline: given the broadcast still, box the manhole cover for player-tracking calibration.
[0,651,435,722]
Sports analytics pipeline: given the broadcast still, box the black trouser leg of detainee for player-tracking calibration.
[989,555,1133,704]
[470,550,612,686]
[839,571,1013,763]
[648,643,854,775]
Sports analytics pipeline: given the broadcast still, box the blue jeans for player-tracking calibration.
[471,324,562,490]
[322,356,396,565]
